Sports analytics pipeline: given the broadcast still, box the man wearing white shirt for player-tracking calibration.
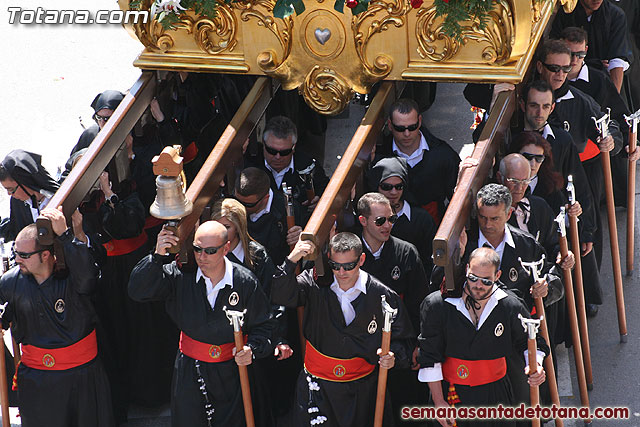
[272,232,414,426]
[418,247,548,427]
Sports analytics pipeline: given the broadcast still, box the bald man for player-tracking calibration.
[129,221,273,427]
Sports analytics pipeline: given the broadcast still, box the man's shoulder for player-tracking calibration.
[507,223,539,245]
[408,204,436,227]
[547,124,574,146]
[292,150,315,170]
[421,128,459,158]
[387,235,420,258]
[230,261,259,286]
[366,272,402,298]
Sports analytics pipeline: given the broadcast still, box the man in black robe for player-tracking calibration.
[244,116,329,218]
[0,149,59,241]
[376,98,460,224]
[0,208,114,427]
[367,156,436,277]
[551,0,632,93]
[418,247,548,427]
[129,221,273,427]
[70,90,125,156]
[234,167,302,265]
[271,232,414,426]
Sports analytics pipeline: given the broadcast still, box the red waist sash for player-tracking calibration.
[304,341,375,382]
[103,232,148,257]
[179,332,246,363]
[442,356,506,387]
[579,139,600,162]
[421,201,441,224]
[21,329,97,371]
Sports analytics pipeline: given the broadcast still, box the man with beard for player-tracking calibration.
[271,232,414,426]
[129,221,273,427]
[0,149,59,241]
[0,208,114,427]
[418,247,548,427]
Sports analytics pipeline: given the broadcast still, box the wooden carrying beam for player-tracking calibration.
[300,81,396,251]
[177,77,278,244]
[432,90,515,290]
[43,72,156,222]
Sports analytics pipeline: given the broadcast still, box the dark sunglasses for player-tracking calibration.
[328,259,359,271]
[542,63,572,74]
[520,152,546,164]
[263,144,293,157]
[570,51,587,59]
[13,248,50,259]
[373,214,398,227]
[234,194,265,209]
[391,122,420,133]
[94,113,112,123]
[192,243,225,255]
[466,273,495,287]
[379,182,404,192]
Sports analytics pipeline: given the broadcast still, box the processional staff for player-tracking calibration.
[591,109,628,342]
[566,176,593,388]
[374,295,397,427]
[555,208,591,424]
[624,110,640,276]
[223,307,255,427]
[298,161,317,204]
[518,255,563,427]
[518,314,542,427]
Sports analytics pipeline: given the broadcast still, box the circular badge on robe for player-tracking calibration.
[333,364,346,378]
[391,266,401,281]
[509,268,518,282]
[54,299,65,313]
[494,323,504,337]
[228,292,239,306]
[368,319,377,334]
[563,121,571,132]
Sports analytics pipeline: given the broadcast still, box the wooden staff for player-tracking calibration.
[0,304,10,427]
[555,208,591,422]
[223,307,255,427]
[518,256,563,427]
[284,184,306,357]
[518,314,541,427]
[566,176,593,388]
[592,111,628,342]
[625,111,640,275]
[374,295,397,427]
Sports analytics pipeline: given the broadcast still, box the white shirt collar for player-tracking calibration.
[571,64,590,83]
[330,270,368,326]
[478,226,515,263]
[391,132,429,168]
[363,236,385,259]
[396,200,411,221]
[330,270,368,295]
[445,285,508,329]
[230,240,244,263]
[264,158,295,189]
[528,175,539,193]
[541,123,555,140]
[26,196,50,222]
[555,89,575,103]
[196,257,234,310]
[249,188,274,222]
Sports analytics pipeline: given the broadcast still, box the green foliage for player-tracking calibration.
[434,0,494,42]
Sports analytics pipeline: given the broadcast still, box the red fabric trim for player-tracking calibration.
[421,201,441,224]
[579,139,600,162]
[179,332,246,363]
[304,341,375,382]
[144,216,165,230]
[442,356,507,386]
[183,142,198,163]
[102,232,148,257]
[21,330,97,371]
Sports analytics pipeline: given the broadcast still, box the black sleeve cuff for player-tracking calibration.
[56,228,74,243]
[152,253,172,265]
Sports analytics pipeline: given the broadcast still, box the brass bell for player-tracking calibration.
[150,146,193,219]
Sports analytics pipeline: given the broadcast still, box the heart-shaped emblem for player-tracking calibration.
[314,28,331,45]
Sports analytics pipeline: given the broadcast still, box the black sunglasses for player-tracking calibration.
[13,248,50,259]
[192,243,225,255]
[373,214,398,227]
[263,144,293,157]
[466,273,495,287]
[391,122,420,133]
[234,194,265,209]
[521,152,545,163]
[571,51,587,59]
[379,182,404,192]
[542,63,572,74]
[94,113,112,123]
[328,259,359,271]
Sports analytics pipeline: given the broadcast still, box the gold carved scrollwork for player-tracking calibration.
[300,66,353,115]
[240,0,294,72]
[190,3,239,54]
[415,0,513,65]
[559,0,578,13]
[351,0,410,80]
[129,0,178,52]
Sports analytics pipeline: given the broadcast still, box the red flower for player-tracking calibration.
[346,0,358,8]
[443,0,449,3]
[410,0,423,8]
